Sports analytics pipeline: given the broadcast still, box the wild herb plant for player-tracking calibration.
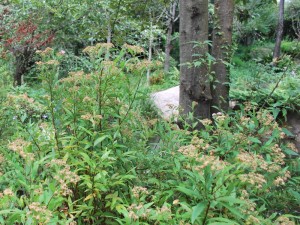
[0,45,299,225]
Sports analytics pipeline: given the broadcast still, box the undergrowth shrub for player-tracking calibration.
[149,70,164,85]
[281,40,300,57]
[0,44,150,224]
[0,45,299,225]
[230,61,300,110]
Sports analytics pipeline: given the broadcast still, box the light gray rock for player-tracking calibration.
[151,86,179,120]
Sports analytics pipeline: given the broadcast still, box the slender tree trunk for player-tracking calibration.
[179,0,211,127]
[13,49,32,86]
[107,23,112,44]
[147,19,153,85]
[211,0,234,113]
[164,1,177,73]
[164,19,173,73]
[14,56,24,86]
[273,0,285,64]
[105,12,112,60]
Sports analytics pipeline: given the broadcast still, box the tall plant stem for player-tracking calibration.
[48,77,61,155]
[202,201,211,225]
[119,71,144,127]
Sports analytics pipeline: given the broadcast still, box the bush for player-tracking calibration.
[281,40,300,57]
[149,70,164,85]
[249,42,274,63]
[231,55,246,67]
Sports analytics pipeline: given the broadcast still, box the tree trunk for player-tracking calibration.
[105,12,112,60]
[147,19,153,85]
[164,18,173,73]
[179,0,211,127]
[14,57,24,86]
[107,23,112,44]
[164,1,177,73]
[13,50,31,86]
[273,0,285,64]
[211,0,234,113]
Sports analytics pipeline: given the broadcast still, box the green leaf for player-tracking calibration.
[21,114,27,123]
[218,196,245,205]
[0,209,21,215]
[0,216,4,224]
[282,128,294,137]
[283,147,299,156]
[288,189,300,203]
[94,135,109,147]
[218,202,244,219]
[191,202,207,224]
[248,136,261,144]
[272,107,280,119]
[79,152,91,162]
[207,217,240,225]
[78,126,93,136]
[177,186,201,199]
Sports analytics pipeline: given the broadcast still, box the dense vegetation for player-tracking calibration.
[0,0,299,224]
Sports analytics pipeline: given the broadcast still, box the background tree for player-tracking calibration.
[234,0,277,45]
[285,0,300,40]
[0,9,54,85]
[179,0,212,125]
[164,0,179,73]
[273,0,285,63]
[211,0,234,113]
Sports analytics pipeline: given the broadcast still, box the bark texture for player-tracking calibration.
[273,0,285,63]
[179,0,212,124]
[211,0,234,113]
[14,49,33,86]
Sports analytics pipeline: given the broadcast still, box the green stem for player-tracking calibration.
[48,75,61,155]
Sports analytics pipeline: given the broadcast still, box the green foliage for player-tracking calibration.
[285,0,300,39]
[230,39,300,111]
[230,59,300,110]
[249,42,274,63]
[0,45,299,224]
[281,40,300,57]
[0,52,12,100]
[0,45,148,224]
[231,56,246,67]
[0,1,300,224]
[234,0,277,43]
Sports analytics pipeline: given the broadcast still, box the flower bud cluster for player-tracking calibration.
[47,159,80,196]
[132,186,149,199]
[8,138,34,161]
[239,172,266,189]
[27,202,52,223]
